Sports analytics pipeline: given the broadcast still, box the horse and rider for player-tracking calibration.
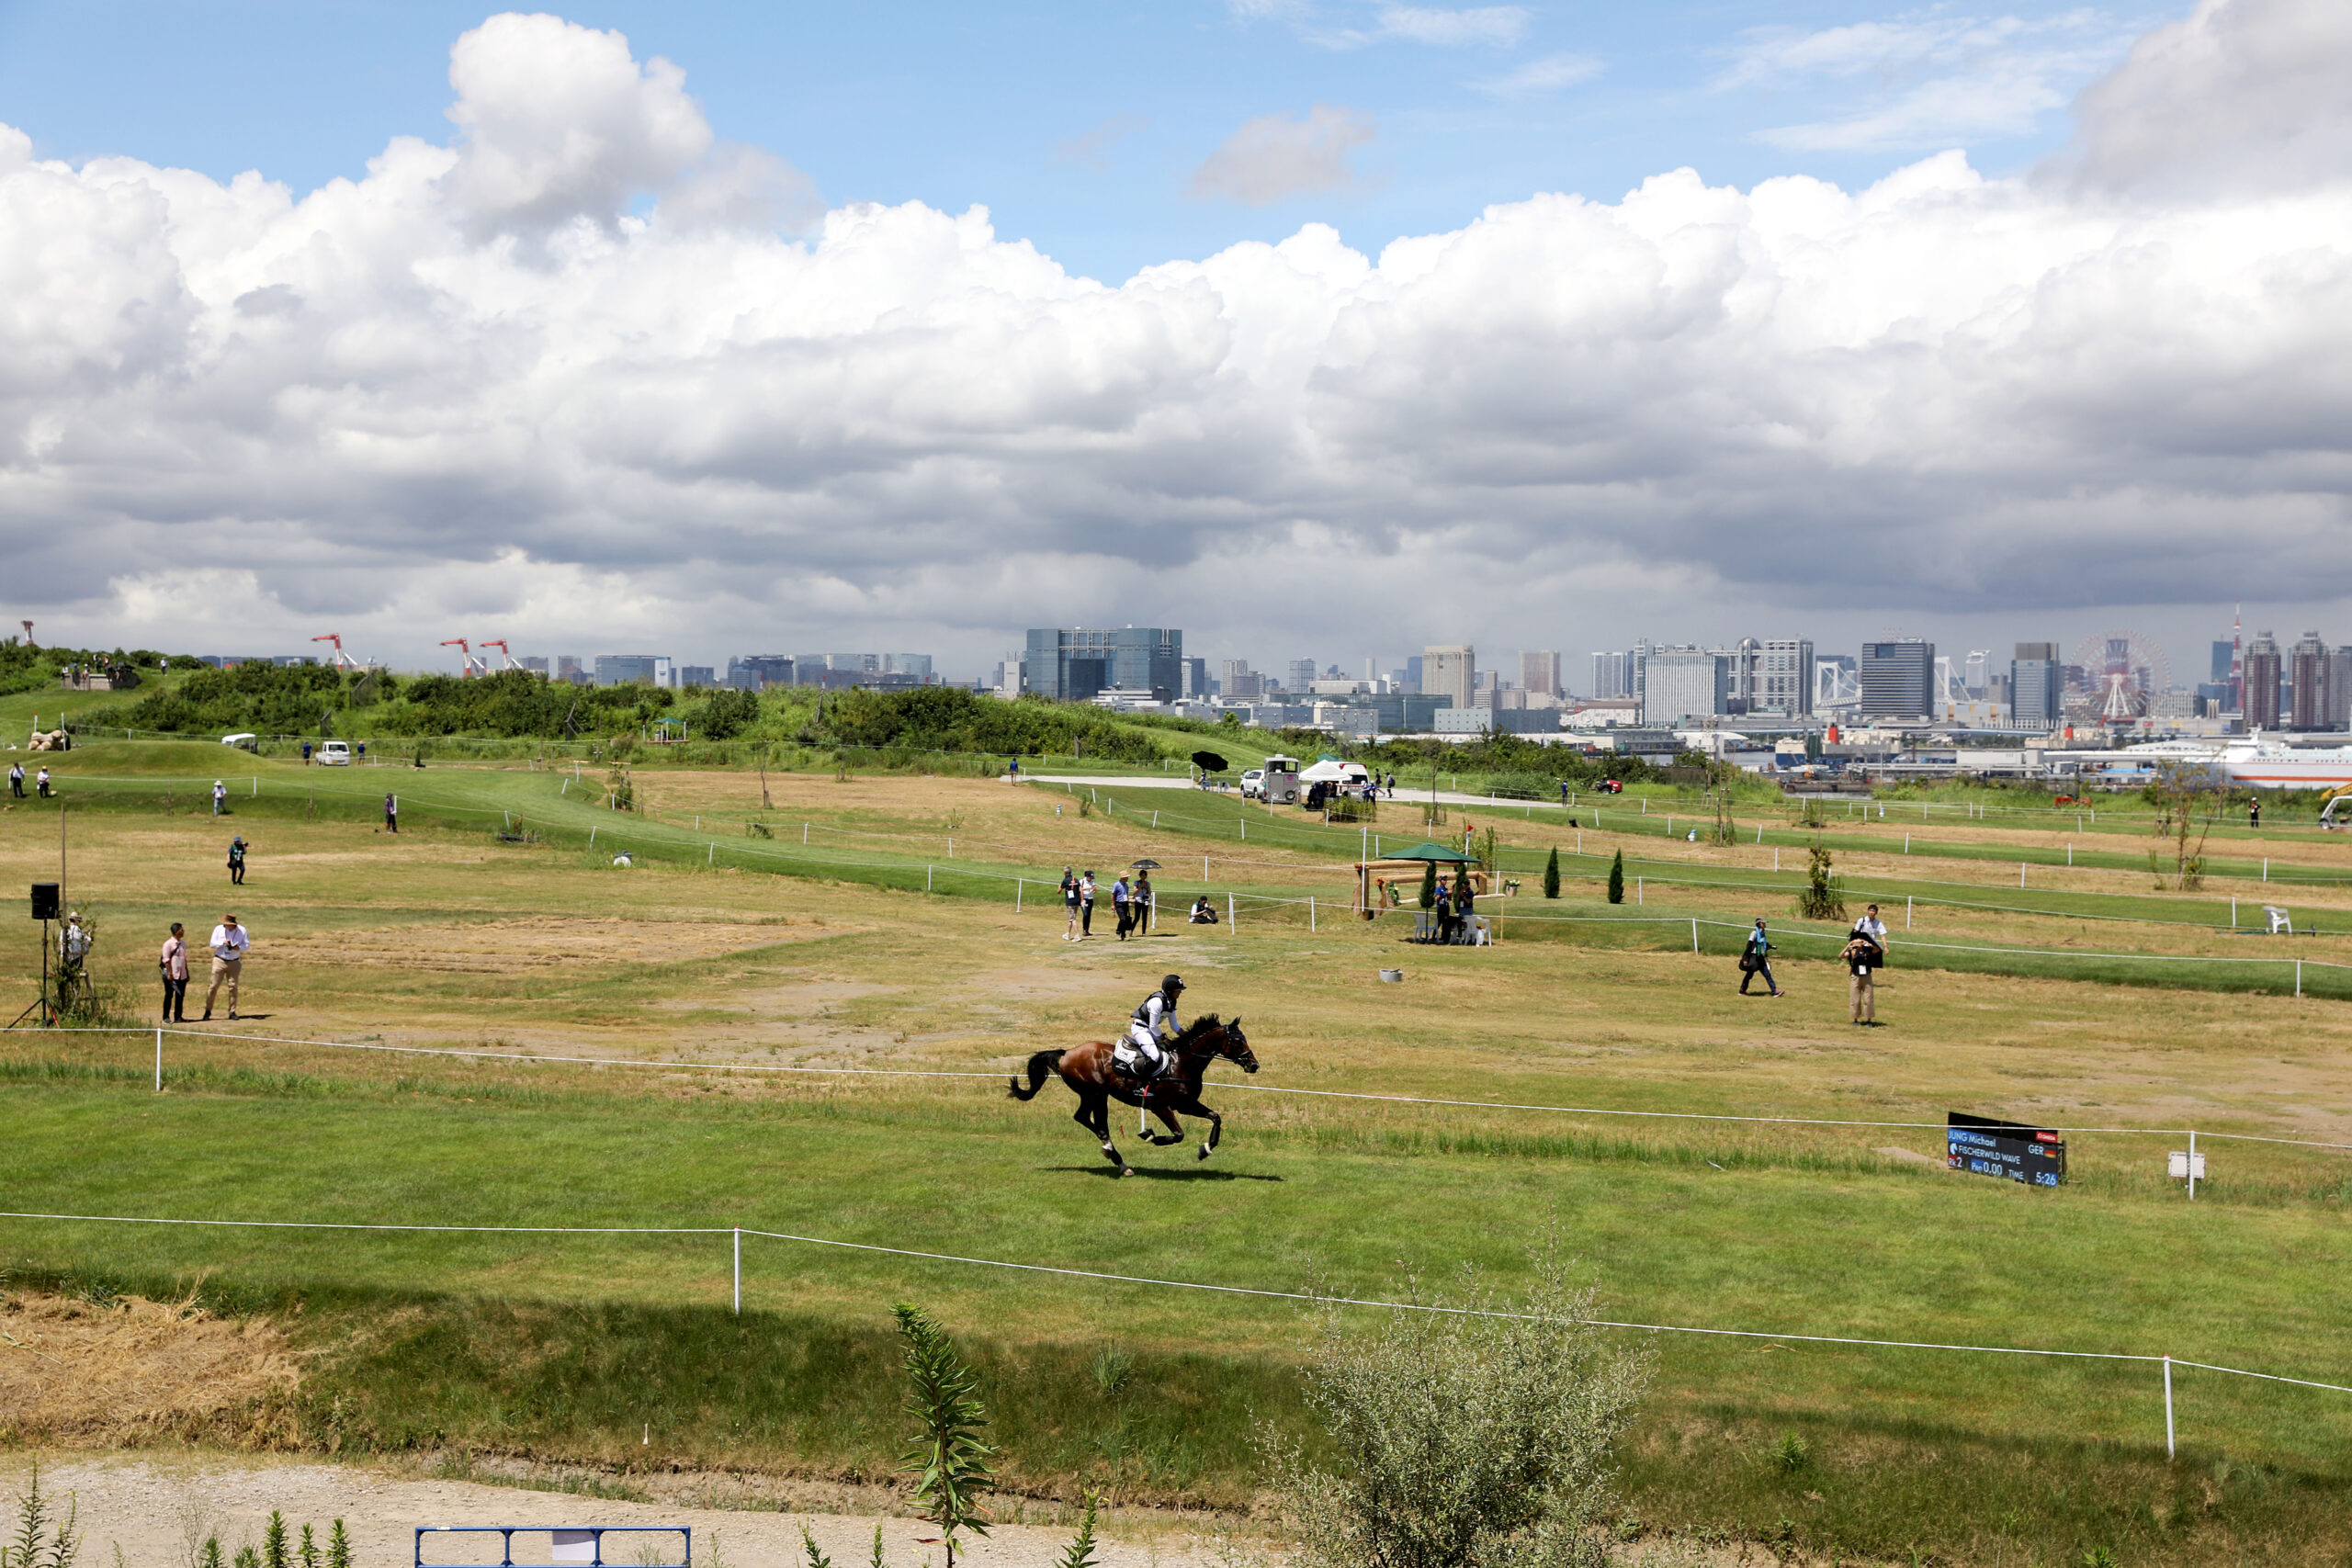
[1008,973,1258,1177]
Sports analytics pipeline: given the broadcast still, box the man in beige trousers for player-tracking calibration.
[204,912,250,1021]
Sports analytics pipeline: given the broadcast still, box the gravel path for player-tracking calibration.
[22,1456,1232,1568]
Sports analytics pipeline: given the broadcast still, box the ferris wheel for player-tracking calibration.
[2065,630,2171,727]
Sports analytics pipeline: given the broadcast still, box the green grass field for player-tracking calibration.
[6,744,2352,1564]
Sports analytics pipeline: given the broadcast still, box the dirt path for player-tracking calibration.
[23,1455,1234,1568]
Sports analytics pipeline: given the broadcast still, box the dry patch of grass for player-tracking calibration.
[0,1292,298,1441]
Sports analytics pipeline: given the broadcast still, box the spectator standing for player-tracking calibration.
[37,766,53,798]
[1112,874,1134,940]
[1852,904,1888,951]
[384,793,399,832]
[1843,931,1883,1026]
[212,779,227,816]
[1080,871,1097,937]
[1740,918,1781,997]
[203,913,250,1021]
[1060,868,1080,941]
[1456,877,1477,943]
[158,922,189,1022]
[1135,870,1154,934]
[7,761,22,797]
[227,836,248,886]
[2249,796,2262,829]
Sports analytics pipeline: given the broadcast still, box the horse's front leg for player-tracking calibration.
[1166,1095,1223,1160]
[1146,1104,1186,1146]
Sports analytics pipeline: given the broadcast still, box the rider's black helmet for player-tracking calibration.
[1162,974,1185,993]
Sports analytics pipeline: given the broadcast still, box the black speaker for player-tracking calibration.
[30,883,61,920]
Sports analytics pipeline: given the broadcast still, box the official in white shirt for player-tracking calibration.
[204,912,251,1021]
[1851,905,1888,948]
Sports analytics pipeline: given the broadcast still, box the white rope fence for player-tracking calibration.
[0,1204,2342,1458]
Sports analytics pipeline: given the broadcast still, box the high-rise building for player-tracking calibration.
[1641,651,1727,725]
[1404,655,1424,694]
[2211,640,2234,684]
[1589,651,1632,700]
[2289,631,2330,729]
[1421,645,1475,708]
[2243,632,2282,730]
[1285,659,1317,694]
[680,665,716,688]
[1518,650,1563,699]
[1182,657,1209,698]
[1860,640,1935,718]
[2011,643,2063,731]
[594,654,673,688]
[1757,639,1815,716]
[1023,626,1182,702]
[883,654,933,682]
[2329,648,2352,728]
[1963,649,1990,696]
[515,656,549,674]
[728,655,795,691]
[1221,660,1261,698]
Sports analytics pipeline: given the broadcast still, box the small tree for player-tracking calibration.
[1797,840,1845,921]
[1419,859,1439,910]
[326,1522,351,1568]
[893,1303,996,1568]
[1542,847,1561,899]
[1270,1252,1652,1568]
[1606,851,1624,905]
[263,1513,289,1568]
[4,1463,81,1568]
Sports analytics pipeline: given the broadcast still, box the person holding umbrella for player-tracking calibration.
[1133,866,1156,934]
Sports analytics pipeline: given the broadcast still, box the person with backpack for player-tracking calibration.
[226,836,248,886]
[1739,918,1781,997]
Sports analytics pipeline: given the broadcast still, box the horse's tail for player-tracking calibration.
[1007,1048,1066,1100]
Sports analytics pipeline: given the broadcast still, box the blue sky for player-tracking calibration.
[0,0,2158,281]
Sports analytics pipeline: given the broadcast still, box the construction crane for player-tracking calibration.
[311,633,363,671]
[440,637,485,679]
[481,638,521,671]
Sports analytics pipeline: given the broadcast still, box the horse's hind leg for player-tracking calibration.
[1080,1094,1131,1176]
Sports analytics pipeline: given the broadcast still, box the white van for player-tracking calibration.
[317,740,353,766]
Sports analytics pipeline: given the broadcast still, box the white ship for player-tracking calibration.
[2119,735,2352,788]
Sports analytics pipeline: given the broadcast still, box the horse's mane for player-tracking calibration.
[1173,1012,1223,1042]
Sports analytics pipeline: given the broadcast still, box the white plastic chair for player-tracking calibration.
[2264,905,2292,935]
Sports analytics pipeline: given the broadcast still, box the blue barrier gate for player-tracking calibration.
[416,1528,689,1568]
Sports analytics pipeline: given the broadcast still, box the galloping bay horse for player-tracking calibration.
[1007,1015,1257,1177]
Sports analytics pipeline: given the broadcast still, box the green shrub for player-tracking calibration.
[1606,852,1624,905]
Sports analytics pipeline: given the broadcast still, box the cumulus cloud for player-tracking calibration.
[1367,6,1529,48]
[1188,105,1378,205]
[5,7,2352,670]
[2063,0,2352,196]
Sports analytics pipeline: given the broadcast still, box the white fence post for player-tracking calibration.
[2019,863,2026,887]
[155,1028,164,1092]
[1016,879,1023,912]
[733,1227,741,1316]
[1637,878,1644,905]
[1906,896,1914,930]
[2296,959,2302,998]
[1228,892,1237,927]
[928,864,933,891]
[1310,897,1317,931]
[2188,1129,2197,1201]
[804,823,809,843]
[2164,1356,2176,1459]
[589,827,597,847]
[1690,919,1699,953]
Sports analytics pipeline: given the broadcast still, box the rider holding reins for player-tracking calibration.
[1120,974,1185,1090]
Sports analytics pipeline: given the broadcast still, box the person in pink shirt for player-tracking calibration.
[158,922,190,1022]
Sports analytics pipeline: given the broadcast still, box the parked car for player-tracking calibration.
[317,739,352,766]
[1240,768,1267,799]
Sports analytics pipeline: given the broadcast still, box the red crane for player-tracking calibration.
[440,637,484,678]
[481,638,520,671]
[311,633,363,671]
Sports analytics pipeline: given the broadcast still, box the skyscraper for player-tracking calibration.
[1286,659,1317,694]
[2290,631,2329,729]
[2243,632,2282,730]
[1860,640,1935,718]
[1757,639,1815,716]
[1589,651,1631,700]
[1421,645,1475,708]
[1024,627,1183,701]
[1519,650,1562,697]
[2011,643,2063,731]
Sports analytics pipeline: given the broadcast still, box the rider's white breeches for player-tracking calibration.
[1125,1025,1163,1066]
